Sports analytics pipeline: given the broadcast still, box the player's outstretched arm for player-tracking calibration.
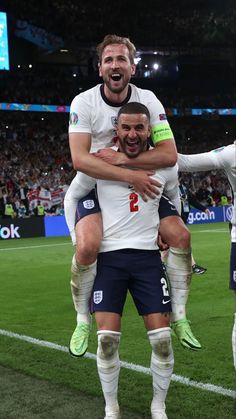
[178,151,219,172]
[94,139,177,170]
[69,132,161,201]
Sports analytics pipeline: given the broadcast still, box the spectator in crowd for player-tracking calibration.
[3,197,16,218]
[18,200,27,218]
[0,176,8,217]
[17,179,30,216]
[55,201,65,216]
[33,200,45,216]
[195,180,213,206]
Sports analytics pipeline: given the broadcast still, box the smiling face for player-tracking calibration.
[98,43,136,99]
[116,113,150,158]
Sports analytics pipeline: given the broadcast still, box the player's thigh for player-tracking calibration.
[143,312,170,331]
[159,215,190,248]
[95,312,121,332]
[75,213,103,262]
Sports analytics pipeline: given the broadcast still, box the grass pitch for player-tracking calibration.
[0,223,235,418]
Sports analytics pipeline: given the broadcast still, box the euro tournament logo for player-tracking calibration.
[69,112,79,125]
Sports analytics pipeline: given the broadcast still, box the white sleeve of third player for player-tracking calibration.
[178,151,220,172]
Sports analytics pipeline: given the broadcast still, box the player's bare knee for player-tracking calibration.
[170,226,190,249]
[76,226,101,264]
[97,332,120,360]
[76,244,99,265]
[159,218,190,249]
[178,226,191,249]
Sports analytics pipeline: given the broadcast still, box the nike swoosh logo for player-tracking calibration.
[162,299,171,304]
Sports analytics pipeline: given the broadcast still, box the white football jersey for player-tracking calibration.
[68,83,171,152]
[178,144,236,226]
[96,164,179,252]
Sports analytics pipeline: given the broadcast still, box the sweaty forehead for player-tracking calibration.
[102,44,130,60]
[118,113,149,126]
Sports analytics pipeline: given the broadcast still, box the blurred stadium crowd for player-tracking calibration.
[2,0,236,47]
[1,67,236,108]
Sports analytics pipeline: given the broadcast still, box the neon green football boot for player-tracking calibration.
[171,318,201,351]
[69,322,90,357]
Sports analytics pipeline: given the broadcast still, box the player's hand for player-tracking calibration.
[205,208,211,215]
[94,148,126,166]
[128,170,162,202]
[158,235,169,251]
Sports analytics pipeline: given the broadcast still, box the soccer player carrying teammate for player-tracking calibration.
[79,102,176,419]
[178,143,236,371]
[65,34,200,357]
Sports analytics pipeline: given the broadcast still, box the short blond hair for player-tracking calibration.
[96,34,136,64]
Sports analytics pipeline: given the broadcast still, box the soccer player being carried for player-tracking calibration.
[78,102,178,419]
[66,34,200,358]
[178,143,236,371]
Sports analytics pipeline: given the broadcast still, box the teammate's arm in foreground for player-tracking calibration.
[69,131,160,200]
[94,136,177,170]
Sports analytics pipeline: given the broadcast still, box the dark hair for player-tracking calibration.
[96,34,136,64]
[117,102,150,120]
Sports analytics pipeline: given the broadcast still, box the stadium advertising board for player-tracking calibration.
[187,205,233,225]
[0,207,232,240]
[44,216,69,237]
[0,217,45,239]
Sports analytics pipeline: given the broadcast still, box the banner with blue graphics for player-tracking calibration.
[44,216,69,237]
[187,205,233,225]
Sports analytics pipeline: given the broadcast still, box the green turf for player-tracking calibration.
[0,224,235,418]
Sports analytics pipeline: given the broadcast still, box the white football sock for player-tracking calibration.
[97,331,121,413]
[232,313,236,371]
[148,328,174,414]
[166,247,192,322]
[70,254,96,325]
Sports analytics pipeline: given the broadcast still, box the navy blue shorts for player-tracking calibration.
[75,189,101,224]
[230,242,236,290]
[76,190,179,224]
[91,249,172,316]
[159,195,180,219]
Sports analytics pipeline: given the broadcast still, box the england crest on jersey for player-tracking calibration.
[83,199,95,209]
[111,116,117,127]
[93,290,103,304]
